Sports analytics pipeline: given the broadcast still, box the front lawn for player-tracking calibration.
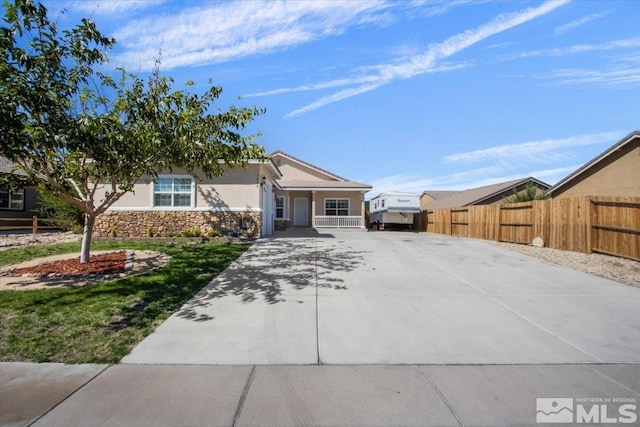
[0,240,249,363]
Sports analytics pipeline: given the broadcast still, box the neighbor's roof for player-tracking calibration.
[547,130,640,195]
[423,177,551,210]
[420,190,459,200]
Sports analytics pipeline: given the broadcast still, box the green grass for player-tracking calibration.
[0,240,249,363]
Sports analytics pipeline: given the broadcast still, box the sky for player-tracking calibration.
[13,0,640,197]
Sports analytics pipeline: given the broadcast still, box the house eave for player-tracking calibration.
[547,130,640,195]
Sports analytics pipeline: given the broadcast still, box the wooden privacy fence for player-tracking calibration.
[416,196,640,262]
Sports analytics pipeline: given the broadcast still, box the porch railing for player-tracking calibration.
[314,215,363,228]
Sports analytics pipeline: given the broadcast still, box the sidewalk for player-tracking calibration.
[2,362,638,426]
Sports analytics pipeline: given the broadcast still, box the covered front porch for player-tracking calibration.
[274,189,368,230]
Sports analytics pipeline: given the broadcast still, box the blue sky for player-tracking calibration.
[27,1,640,196]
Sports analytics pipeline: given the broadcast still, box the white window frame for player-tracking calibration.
[0,188,25,210]
[151,175,195,209]
[324,198,349,216]
[275,195,288,220]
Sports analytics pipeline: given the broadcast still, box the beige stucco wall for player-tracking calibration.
[273,154,338,182]
[554,142,640,198]
[313,191,364,216]
[420,194,436,211]
[96,165,264,210]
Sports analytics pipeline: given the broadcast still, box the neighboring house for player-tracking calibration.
[419,190,459,211]
[421,177,551,210]
[0,157,39,225]
[547,130,640,198]
[94,151,372,238]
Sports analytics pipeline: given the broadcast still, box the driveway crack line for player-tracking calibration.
[315,237,321,365]
[397,241,604,363]
[419,367,465,427]
[232,365,256,427]
[28,364,109,426]
[586,366,640,397]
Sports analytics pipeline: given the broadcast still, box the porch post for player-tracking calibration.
[311,191,316,227]
[360,192,366,229]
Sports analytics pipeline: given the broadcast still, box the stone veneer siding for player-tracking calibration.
[95,211,262,238]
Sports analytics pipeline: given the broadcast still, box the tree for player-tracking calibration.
[1,0,267,262]
[504,181,550,203]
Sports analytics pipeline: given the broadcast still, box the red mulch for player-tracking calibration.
[10,251,127,277]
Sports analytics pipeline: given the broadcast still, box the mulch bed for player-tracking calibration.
[9,251,127,278]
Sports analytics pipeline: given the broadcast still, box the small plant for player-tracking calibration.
[504,182,550,203]
[207,229,221,238]
[146,226,154,237]
[108,227,117,238]
[182,228,202,237]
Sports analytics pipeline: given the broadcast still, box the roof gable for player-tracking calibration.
[548,130,640,196]
[271,151,346,182]
[270,151,371,191]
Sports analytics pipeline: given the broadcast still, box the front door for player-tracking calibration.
[293,197,309,226]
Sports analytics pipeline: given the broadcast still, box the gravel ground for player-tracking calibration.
[492,241,640,288]
[0,231,80,251]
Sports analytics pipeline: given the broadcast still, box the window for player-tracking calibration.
[0,188,25,210]
[153,177,193,207]
[324,198,349,216]
[275,196,286,219]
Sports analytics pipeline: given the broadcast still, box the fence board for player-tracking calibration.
[422,196,640,261]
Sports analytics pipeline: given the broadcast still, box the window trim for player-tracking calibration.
[0,188,25,211]
[275,195,288,220]
[151,175,195,209]
[323,198,350,216]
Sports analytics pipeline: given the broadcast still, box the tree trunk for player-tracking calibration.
[80,214,95,263]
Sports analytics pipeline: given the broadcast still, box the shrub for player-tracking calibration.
[36,190,84,232]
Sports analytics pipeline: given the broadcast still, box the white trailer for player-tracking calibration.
[369,192,421,230]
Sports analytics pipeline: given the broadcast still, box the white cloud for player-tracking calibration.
[246,62,470,98]
[63,0,165,16]
[109,1,393,71]
[554,12,604,35]
[443,131,623,165]
[516,37,640,59]
[285,0,570,117]
[534,66,640,86]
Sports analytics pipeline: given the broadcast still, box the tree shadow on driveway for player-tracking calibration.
[176,235,368,321]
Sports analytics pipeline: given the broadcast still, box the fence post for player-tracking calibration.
[586,198,593,254]
[32,215,38,235]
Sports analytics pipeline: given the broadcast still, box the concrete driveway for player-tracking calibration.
[123,230,640,365]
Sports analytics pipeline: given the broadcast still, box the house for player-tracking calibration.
[547,130,640,198]
[421,177,551,210]
[94,151,372,238]
[271,151,372,230]
[0,157,40,226]
[419,190,459,211]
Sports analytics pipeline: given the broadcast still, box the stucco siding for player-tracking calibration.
[315,191,363,216]
[420,195,436,211]
[98,165,262,210]
[554,143,640,198]
[273,157,337,182]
